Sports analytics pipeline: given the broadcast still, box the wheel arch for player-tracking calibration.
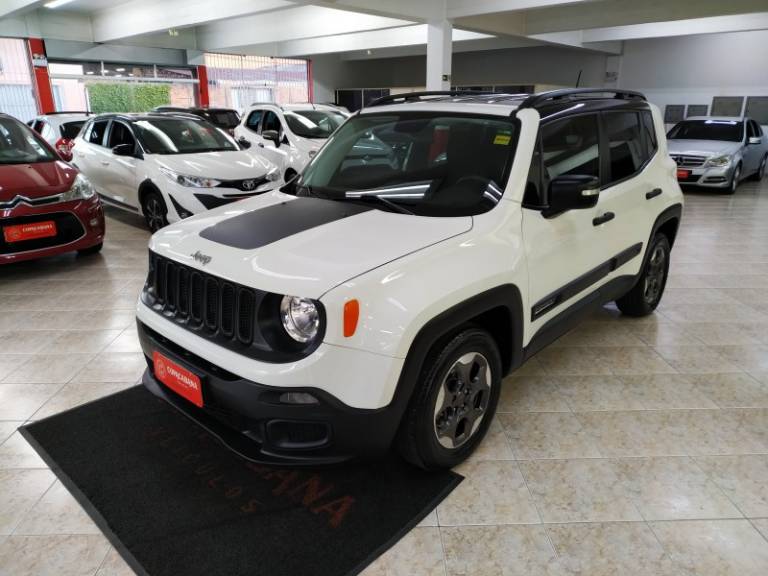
[649,203,682,253]
[138,178,161,214]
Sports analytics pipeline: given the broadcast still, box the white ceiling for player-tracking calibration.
[2,0,768,58]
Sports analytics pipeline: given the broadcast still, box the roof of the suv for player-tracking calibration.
[359,89,649,117]
[684,116,744,123]
[90,112,205,122]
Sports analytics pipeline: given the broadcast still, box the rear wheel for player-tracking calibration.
[141,189,168,232]
[398,328,501,469]
[615,234,670,317]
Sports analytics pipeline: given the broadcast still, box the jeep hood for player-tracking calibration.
[667,139,742,157]
[149,191,472,298]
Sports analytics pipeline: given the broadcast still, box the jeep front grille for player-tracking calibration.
[142,251,318,362]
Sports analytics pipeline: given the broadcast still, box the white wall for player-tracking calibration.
[618,30,768,121]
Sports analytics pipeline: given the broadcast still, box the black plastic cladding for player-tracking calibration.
[141,251,325,362]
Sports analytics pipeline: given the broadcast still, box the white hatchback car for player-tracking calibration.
[73,113,280,231]
[234,103,348,183]
[28,112,92,162]
[137,89,683,469]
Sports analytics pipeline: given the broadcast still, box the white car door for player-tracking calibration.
[100,120,139,209]
[522,113,614,336]
[73,119,111,194]
[237,108,262,149]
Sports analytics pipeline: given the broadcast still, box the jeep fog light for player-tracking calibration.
[279,392,319,405]
[280,295,320,343]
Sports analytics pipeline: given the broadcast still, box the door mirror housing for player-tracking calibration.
[262,130,281,147]
[748,136,762,145]
[544,175,600,218]
[111,143,138,158]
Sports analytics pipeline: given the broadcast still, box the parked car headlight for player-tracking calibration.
[280,295,320,343]
[160,167,221,188]
[706,155,732,168]
[61,174,96,201]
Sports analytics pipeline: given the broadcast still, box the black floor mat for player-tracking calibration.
[21,386,461,576]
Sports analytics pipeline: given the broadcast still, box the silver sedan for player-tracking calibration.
[667,116,768,194]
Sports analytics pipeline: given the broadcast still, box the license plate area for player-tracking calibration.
[3,221,57,243]
[153,351,204,408]
[676,168,692,180]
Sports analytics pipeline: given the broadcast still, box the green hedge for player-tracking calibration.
[87,83,171,113]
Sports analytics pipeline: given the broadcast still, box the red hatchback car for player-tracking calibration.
[1,113,104,265]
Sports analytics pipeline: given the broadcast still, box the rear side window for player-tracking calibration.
[61,121,85,140]
[541,114,600,184]
[603,111,650,184]
[87,120,109,146]
[246,110,262,131]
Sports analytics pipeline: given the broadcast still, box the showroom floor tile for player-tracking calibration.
[2,181,768,575]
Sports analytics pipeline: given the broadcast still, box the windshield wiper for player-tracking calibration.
[345,194,415,215]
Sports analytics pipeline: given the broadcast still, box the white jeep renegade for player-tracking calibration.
[137,89,683,469]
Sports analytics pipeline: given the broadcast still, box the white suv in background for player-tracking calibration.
[73,112,280,231]
[28,112,92,162]
[234,103,349,183]
[137,89,683,469]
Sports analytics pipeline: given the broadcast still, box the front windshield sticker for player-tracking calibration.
[493,133,512,146]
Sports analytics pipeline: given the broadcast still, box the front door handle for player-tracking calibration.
[646,188,662,200]
[257,143,265,148]
[593,211,615,226]
[100,161,110,166]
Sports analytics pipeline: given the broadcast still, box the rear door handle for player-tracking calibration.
[646,188,662,200]
[593,211,615,226]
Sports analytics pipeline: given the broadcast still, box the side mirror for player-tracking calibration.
[262,130,280,147]
[237,137,252,150]
[748,136,762,145]
[545,175,600,217]
[112,143,136,157]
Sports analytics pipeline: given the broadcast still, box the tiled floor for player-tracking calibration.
[2,178,768,575]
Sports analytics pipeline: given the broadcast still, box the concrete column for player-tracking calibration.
[426,19,452,91]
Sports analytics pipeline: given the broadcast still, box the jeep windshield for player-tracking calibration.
[296,112,517,216]
[132,117,239,154]
[667,120,743,142]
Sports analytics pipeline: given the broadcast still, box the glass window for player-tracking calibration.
[0,38,37,122]
[246,110,262,131]
[523,138,544,207]
[0,116,56,165]
[107,121,135,148]
[261,111,282,133]
[40,122,55,142]
[60,121,86,140]
[299,112,517,217]
[132,117,238,155]
[604,111,648,183]
[667,119,744,142]
[641,111,657,155]
[541,114,600,186]
[284,110,347,139]
[88,120,109,145]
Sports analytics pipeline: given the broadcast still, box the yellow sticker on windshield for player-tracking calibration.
[493,134,511,145]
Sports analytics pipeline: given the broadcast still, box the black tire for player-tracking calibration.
[141,188,168,232]
[397,328,502,470]
[615,234,671,317]
[77,242,103,256]
[726,164,741,195]
[749,155,767,181]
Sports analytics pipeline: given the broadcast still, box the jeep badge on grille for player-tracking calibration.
[191,250,212,266]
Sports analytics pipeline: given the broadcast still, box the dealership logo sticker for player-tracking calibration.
[191,250,212,266]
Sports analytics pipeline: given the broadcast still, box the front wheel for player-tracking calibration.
[615,234,670,317]
[398,328,502,470]
[726,164,741,194]
[141,189,168,233]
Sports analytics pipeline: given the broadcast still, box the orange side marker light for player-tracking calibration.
[343,299,360,337]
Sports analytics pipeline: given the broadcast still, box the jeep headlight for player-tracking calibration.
[61,174,96,201]
[706,155,731,168]
[160,166,221,188]
[280,295,320,343]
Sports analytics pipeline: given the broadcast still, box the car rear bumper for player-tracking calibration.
[137,319,406,465]
[0,196,105,264]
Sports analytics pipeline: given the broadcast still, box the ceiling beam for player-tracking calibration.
[284,0,443,22]
[0,0,43,19]
[447,0,596,19]
[197,5,412,52]
[91,0,292,43]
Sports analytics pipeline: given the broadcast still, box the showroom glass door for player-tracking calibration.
[0,38,38,122]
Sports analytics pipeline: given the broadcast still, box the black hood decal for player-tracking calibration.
[199,197,372,250]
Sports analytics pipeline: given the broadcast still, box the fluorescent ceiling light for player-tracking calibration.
[116,68,125,72]
[44,0,77,8]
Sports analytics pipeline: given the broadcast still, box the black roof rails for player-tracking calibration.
[45,110,94,115]
[519,88,646,109]
[366,90,495,107]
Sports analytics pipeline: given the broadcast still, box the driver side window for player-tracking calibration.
[107,121,135,150]
[261,111,282,135]
[541,114,601,188]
